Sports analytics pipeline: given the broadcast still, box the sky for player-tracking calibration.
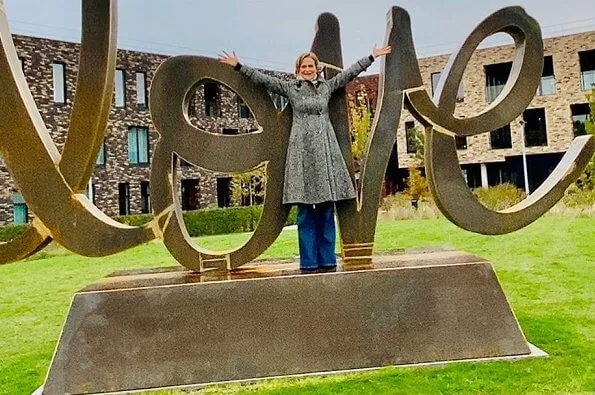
[4,0,595,73]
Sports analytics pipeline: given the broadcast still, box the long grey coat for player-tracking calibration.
[239,56,373,204]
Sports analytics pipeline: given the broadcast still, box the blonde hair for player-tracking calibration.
[294,52,321,75]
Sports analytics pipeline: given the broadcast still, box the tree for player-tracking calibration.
[404,125,429,204]
[577,88,595,189]
[347,86,372,165]
[230,167,266,206]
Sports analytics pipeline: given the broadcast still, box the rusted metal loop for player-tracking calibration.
[407,6,544,136]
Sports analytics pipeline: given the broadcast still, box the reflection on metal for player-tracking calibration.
[0,3,592,270]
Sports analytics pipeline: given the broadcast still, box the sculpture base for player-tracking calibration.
[43,249,541,394]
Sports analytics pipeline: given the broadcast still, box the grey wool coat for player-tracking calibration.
[237,55,374,205]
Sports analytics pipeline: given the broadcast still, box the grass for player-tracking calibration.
[0,216,594,394]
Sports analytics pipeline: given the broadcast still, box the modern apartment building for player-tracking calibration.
[1,31,594,225]
[346,31,595,194]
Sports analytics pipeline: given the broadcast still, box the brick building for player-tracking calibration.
[346,31,595,194]
[0,34,289,226]
[1,31,594,225]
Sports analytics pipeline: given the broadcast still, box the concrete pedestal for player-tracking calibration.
[43,249,536,394]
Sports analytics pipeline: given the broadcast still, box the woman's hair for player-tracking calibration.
[294,52,321,75]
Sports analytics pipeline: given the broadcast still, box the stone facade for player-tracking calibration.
[1,31,594,225]
[346,30,595,191]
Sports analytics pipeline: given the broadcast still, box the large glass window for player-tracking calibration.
[490,124,512,149]
[204,83,220,116]
[430,71,464,101]
[118,182,130,215]
[579,49,595,91]
[12,193,28,224]
[96,140,106,165]
[571,103,591,137]
[523,108,548,147]
[140,181,151,214]
[455,136,467,150]
[537,56,556,96]
[237,96,252,119]
[136,72,147,107]
[485,61,512,103]
[115,69,126,107]
[52,62,66,103]
[128,126,149,165]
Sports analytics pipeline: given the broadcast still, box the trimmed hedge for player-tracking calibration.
[0,206,297,243]
[116,205,298,237]
[0,224,29,243]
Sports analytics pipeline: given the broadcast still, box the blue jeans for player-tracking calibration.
[296,202,337,270]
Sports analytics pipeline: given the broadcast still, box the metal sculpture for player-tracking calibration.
[0,1,592,271]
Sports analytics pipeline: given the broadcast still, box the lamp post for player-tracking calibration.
[519,120,530,195]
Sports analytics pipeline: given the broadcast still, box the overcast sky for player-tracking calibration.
[4,0,595,73]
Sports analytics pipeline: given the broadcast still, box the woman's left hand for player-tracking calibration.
[372,45,392,59]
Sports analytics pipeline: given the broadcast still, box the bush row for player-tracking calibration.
[116,205,297,237]
[0,205,297,242]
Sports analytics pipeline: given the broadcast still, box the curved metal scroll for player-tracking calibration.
[407,6,595,234]
[407,7,544,136]
[426,130,595,234]
[149,56,291,271]
[0,0,154,260]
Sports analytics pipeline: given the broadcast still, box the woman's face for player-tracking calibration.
[298,57,317,80]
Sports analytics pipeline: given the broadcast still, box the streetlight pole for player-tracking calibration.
[519,120,530,195]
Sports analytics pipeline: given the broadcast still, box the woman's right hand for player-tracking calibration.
[219,51,239,67]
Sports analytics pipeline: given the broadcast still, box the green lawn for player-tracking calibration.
[1,216,593,394]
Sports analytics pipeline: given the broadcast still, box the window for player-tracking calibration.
[431,72,441,96]
[136,72,147,107]
[140,181,151,214]
[571,103,591,137]
[270,93,288,110]
[405,121,417,154]
[490,124,512,149]
[579,50,595,91]
[12,193,28,224]
[237,97,252,119]
[96,140,106,165]
[181,179,200,211]
[523,108,548,147]
[222,128,239,135]
[115,69,126,107]
[84,182,96,205]
[127,126,149,165]
[430,71,464,101]
[217,177,232,208]
[118,182,130,215]
[204,83,220,116]
[455,136,467,150]
[485,61,512,103]
[537,56,555,96]
[52,62,66,103]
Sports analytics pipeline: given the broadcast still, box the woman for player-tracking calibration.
[219,46,391,271]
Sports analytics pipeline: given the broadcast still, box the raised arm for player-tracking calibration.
[327,45,392,92]
[219,51,289,96]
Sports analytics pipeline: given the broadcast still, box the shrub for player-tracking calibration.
[0,224,29,242]
[380,193,441,220]
[115,205,297,237]
[473,183,526,210]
